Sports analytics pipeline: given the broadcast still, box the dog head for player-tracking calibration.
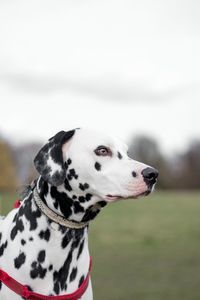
[34,128,158,203]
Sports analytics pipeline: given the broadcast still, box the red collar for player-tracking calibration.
[0,257,92,300]
[0,199,92,299]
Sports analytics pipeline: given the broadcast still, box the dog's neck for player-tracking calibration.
[36,177,107,224]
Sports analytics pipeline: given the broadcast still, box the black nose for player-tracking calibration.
[142,167,159,185]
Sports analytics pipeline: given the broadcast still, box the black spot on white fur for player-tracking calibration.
[64,179,72,192]
[10,218,24,240]
[70,267,77,282]
[0,240,8,256]
[79,183,90,191]
[49,265,53,271]
[30,259,47,279]
[69,169,78,180]
[14,252,26,269]
[39,229,51,241]
[77,240,84,259]
[94,162,101,171]
[79,196,86,203]
[117,152,123,159]
[21,239,26,246]
[78,275,85,287]
[38,250,46,263]
[67,158,72,165]
[74,202,84,214]
[132,171,137,178]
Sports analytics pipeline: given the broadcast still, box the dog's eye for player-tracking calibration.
[94,146,111,157]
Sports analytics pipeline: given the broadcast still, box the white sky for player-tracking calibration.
[0,0,200,154]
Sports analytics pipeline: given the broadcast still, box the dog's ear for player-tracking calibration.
[34,130,75,186]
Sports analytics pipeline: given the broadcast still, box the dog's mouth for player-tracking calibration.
[105,190,151,202]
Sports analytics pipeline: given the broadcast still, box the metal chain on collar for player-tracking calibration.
[33,188,89,229]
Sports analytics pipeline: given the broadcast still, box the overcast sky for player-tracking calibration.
[0,0,200,154]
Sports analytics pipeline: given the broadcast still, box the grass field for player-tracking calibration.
[1,191,200,300]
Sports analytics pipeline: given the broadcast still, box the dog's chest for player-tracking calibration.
[0,194,90,298]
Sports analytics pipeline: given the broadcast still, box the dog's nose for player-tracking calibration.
[142,167,159,184]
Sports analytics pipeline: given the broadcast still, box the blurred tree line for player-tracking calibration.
[0,135,41,192]
[0,134,199,192]
[0,140,18,191]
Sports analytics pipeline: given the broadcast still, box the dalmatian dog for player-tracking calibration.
[0,128,158,299]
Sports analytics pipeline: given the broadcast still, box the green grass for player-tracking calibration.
[1,191,200,300]
[89,192,200,300]
[0,192,17,215]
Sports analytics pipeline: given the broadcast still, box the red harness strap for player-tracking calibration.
[0,257,92,300]
[13,199,21,208]
[0,200,92,299]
